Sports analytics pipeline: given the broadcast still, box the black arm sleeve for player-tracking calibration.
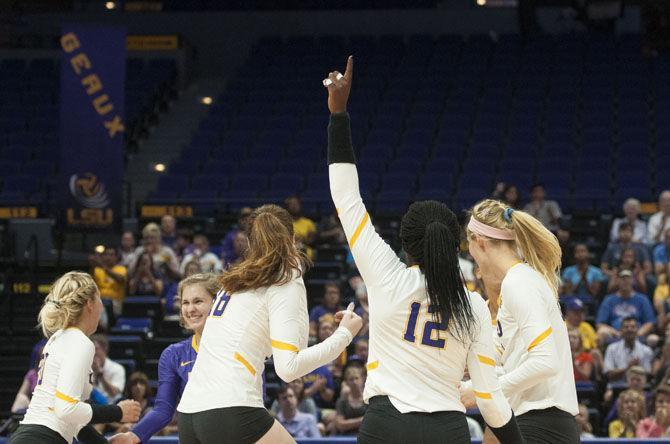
[89,403,122,424]
[489,414,526,444]
[77,424,108,444]
[327,112,356,165]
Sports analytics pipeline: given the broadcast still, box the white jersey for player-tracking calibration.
[21,328,95,443]
[494,263,579,416]
[177,275,354,413]
[330,163,512,427]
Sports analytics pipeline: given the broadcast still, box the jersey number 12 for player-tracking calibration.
[403,302,448,349]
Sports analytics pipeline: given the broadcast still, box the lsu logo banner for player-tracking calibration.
[59,25,126,229]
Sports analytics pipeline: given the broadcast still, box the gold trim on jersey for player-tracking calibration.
[477,354,496,367]
[527,326,553,352]
[55,390,78,404]
[474,391,492,400]
[366,360,379,371]
[234,352,256,376]
[191,335,199,353]
[349,212,369,249]
[271,339,299,352]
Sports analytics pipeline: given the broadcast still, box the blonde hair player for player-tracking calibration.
[324,56,524,444]
[177,204,362,444]
[462,200,579,443]
[9,272,140,444]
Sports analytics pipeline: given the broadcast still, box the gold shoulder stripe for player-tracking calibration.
[527,327,553,352]
[477,355,496,367]
[271,339,299,352]
[474,391,492,400]
[349,212,370,249]
[366,360,379,371]
[234,352,256,376]
[55,391,78,404]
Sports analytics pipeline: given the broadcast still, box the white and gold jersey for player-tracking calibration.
[177,275,353,413]
[21,328,94,443]
[330,163,512,427]
[495,263,579,416]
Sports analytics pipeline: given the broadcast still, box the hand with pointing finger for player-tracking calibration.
[335,302,362,337]
[323,56,353,115]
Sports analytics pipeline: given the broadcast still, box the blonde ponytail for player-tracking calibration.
[37,271,99,337]
[470,199,562,297]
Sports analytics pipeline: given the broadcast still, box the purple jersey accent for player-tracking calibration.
[131,337,196,443]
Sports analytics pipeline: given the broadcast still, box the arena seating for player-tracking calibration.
[149,33,666,216]
[0,57,177,209]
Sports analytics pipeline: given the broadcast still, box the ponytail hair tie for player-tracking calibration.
[503,207,514,223]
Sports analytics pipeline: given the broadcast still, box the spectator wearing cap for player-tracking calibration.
[649,190,670,245]
[601,222,652,281]
[561,243,606,298]
[221,207,252,266]
[564,297,598,351]
[637,383,670,438]
[603,317,654,387]
[523,183,562,232]
[610,198,648,244]
[596,270,656,343]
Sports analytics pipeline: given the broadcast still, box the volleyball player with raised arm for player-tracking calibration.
[324,57,524,444]
[10,272,140,444]
[176,204,362,444]
[109,274,219,444]
[462,201,579,443]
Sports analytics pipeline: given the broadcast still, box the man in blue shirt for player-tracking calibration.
[596,270,656,344]
[309,282,344,337]
[561,243,606,298]
[276,385,320,438]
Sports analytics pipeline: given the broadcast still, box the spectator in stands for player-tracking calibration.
[303,363,336,411]
[649,190,670,245]
[501,183,522,210]
[223,231,248,270]
[561,243,606,298]
[10,343,43,413]
[349,339,368,364]
[601,222,653,280]
[173,228,194,263]
[109,372,155,434]
[318,211,346,246]
[348,276,370,339]
[564,297,598,351]
[120,231,137,268]
[607,247,649,294]
[603,317,654,387]
[609,389,647,438]
[160,215,177,248]
[610,198,648,244]
[557,223,574,267]
[334,364,367,436]
[652,332,670,385]
[309,282,344,337]
[570,328,594,382]
[637,384,670,438]
[576,403,595,439]
[459,253,476,291]
[596,271,656,343]
[131,223,180,281]
[270,377,318,418]
[654,229,670,278]
[129,252,164,297]
[221,206,252,266]
[316,315,347,378]
[91,334,126,403]
[180,234,222,274]
[275,385,321,438]
[605,366,652,422]
[523,183,562,232]
[90,246,128,316]
[285,195,317,259]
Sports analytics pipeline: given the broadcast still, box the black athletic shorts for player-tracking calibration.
[517,407,580,444]
[9,424,67,444]
[178,406,275,444]
[358,396,471,444]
